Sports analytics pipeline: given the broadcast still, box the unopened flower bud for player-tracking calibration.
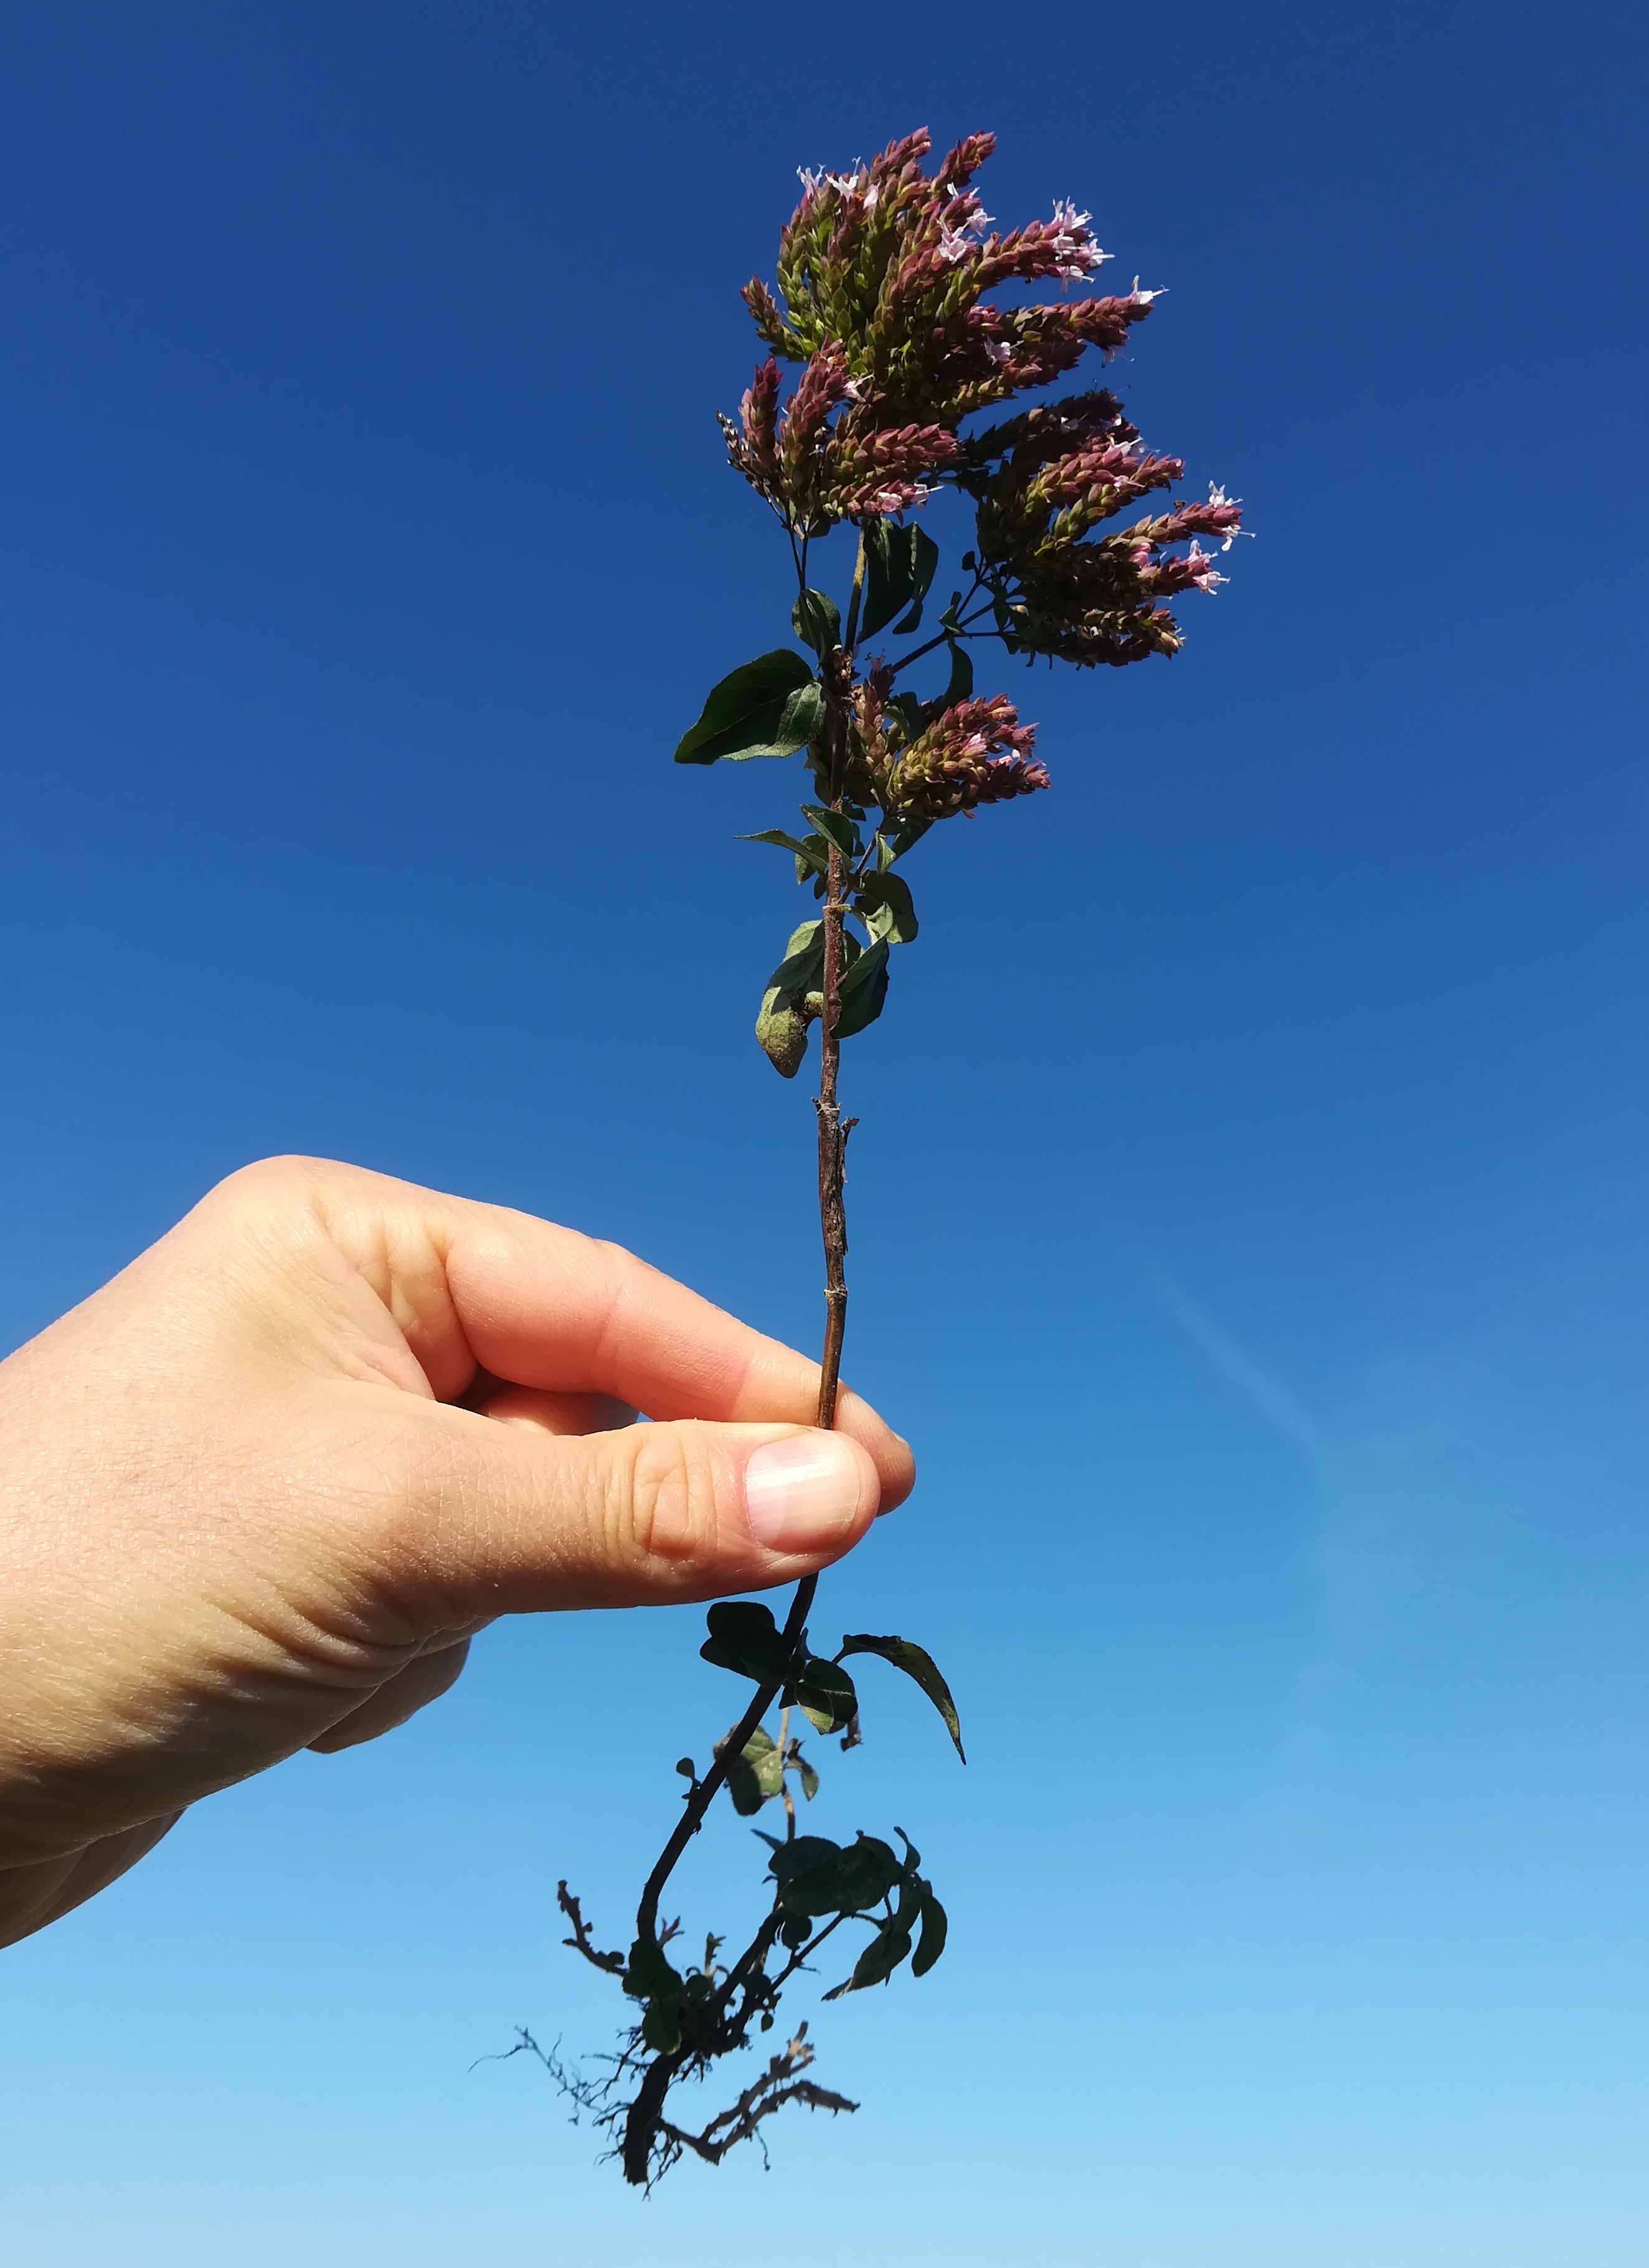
[891,697,1048,820]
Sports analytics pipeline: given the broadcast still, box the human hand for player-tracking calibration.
[0,1157,913,1947]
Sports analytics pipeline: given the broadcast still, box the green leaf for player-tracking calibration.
[911,1886,948,1977]
[887,812,932,860]
[792,588,842,657]
[768,1834,841,1886]
[772,681,824,753]
[887,691,924,743]
[824,1921,913,1999]
[754,920,826,1080]
[772,918,826,981]
[935,639,974,710]
[835,1833,903,1909]
[833,938,890,1040]
[778,1866,852,1919]
[722,1725,785,1816]
[739,827,831,877]
[855,873,918,946]
[674,649,817,764]
[725,1768,768,1819]
[861,522,942,639]
[859,522,909,641]
[912,527,940,600]
[890,527,941,635]
[838,1634,966,1761]
[625,1937,682,2002]
[774,1831,903,1917]
[800,804,858,860]
[641,1998,682,2051]
[797,1753,820,1802]
[701,1600,791,1683]
[788,1654,858,1734]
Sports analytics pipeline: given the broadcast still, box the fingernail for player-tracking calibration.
[744,1434,866,1553]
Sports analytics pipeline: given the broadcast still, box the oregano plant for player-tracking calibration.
[509,125,1244,2188]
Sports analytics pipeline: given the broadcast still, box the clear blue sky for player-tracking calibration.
[2,4,1645,2261]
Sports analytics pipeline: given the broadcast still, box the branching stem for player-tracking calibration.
[631,527,867,1967]
[620,535,869,2181]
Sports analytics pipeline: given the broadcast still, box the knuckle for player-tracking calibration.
[195,1156,329,1245]
[620,1425,722,1573]
[210,1155,316,1202]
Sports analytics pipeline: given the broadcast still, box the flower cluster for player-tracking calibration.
[722,126,1242,688]
[846,666,1047,821]
[719,347,960,533]
[722,128,1159,536]
[888,697,1049,821]
[963,391,1245,666]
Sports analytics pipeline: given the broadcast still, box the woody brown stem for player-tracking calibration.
[815,840,847,1433]
[818,522,866,1432]
[623,534,867,2185]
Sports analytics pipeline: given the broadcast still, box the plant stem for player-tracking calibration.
[843,532,867,656]
[817,524,866,1437]
[814,865,847,1431]
[778,1703,796,1837]
[633,535,867,1960]
[624,535,874,2195]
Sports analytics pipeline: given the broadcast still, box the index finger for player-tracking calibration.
[447,1214,914,1510]
[301,1167,914,1512]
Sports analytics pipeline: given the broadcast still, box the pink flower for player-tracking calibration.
[1203,484,1247,549]
[1184,541,1227,593]
[1047,198,1110,280]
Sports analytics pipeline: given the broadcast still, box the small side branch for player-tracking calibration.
[558,1881,626,1976]
[658,2026,858,2176]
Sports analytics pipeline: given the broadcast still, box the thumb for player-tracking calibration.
[388,1404,884,1624]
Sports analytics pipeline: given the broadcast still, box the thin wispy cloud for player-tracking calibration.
[1151,1271,1324,1462]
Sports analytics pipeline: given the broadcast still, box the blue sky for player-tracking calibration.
[1,3,1645,2260]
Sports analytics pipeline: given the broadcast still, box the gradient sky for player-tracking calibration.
[2,5,1646,2262]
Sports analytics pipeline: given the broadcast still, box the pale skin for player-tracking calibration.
[0,1157,913,1950]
